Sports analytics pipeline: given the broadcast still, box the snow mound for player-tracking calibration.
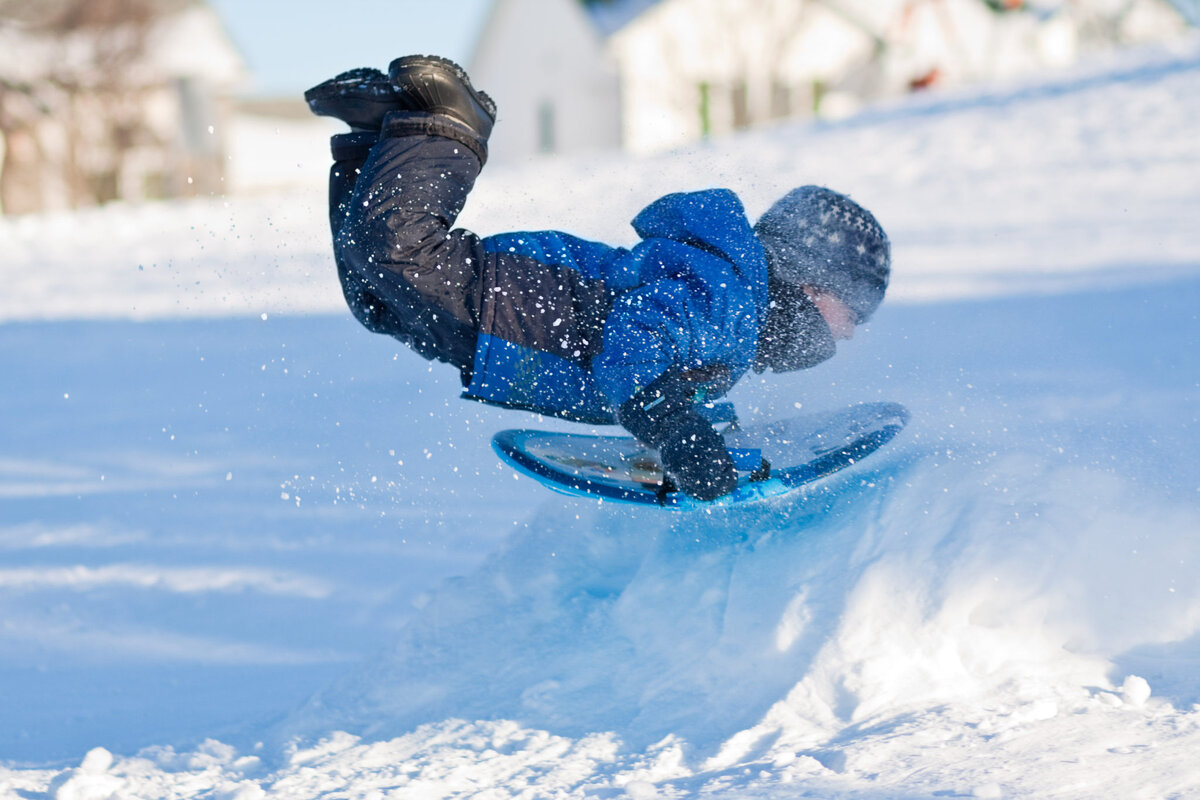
[271,438,1200,792]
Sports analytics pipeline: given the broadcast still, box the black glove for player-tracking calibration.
[618,371,738,501]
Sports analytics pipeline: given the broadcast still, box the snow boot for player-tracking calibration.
[304,67,405,132]
[387,55,497,142]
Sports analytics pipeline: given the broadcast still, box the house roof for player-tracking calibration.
[582,0,662,36]
[467,0,661,48]
[466,0,654,69]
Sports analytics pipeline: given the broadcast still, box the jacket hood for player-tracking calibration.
[633,190,766,272]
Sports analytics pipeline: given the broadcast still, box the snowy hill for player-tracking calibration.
[1,40,1199,799]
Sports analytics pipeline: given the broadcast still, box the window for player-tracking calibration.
[538,100,556,154]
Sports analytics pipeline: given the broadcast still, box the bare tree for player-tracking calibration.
[0,0,171,212]
[0,75,47,213]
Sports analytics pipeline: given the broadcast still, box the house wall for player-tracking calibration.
[872,0,1074,91]
[608,0,876,154]
[469,0,622,161]
[606,0,1191,155]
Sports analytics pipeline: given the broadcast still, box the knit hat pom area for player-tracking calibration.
[754,186,890,323]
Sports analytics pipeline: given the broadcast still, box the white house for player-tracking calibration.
[605,0,1192,153]
[605,0,880,153]
[465,0,1190,159]
[468,0,623,161]
[0,0,246,215]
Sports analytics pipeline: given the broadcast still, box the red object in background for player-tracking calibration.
[910,67,942,91]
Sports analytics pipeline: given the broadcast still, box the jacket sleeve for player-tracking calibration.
[590,239,761,408]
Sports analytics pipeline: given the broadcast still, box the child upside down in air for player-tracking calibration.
[306,56,890,500]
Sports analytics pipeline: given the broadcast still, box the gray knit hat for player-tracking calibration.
[754,186,890,322]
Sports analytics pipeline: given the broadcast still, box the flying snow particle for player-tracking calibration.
[1122,675,1151,707]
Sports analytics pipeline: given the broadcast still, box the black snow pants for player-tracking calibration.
[326,113,491,385]
[326,112,613,417]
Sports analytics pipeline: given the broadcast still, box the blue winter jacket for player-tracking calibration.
[462,188,771,424]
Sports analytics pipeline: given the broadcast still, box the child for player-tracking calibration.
[306,56,890,501]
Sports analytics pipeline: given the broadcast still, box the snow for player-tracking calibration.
[1,39,1200,798]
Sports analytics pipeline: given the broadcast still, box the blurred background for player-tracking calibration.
[1,0,1197,215]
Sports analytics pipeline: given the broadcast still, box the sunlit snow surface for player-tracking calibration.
[1,41,1199,799]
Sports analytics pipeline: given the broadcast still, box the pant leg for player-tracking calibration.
[335,113,488,379]
[328,132,375,235]
[327,132,401,338]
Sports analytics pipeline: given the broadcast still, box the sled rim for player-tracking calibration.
[492,429,668,506]
[491,409,907,508]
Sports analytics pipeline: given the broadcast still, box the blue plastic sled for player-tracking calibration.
[492,401,909,508]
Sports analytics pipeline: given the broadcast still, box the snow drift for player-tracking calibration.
[282,447,1199,754]
[268,275,1200,795]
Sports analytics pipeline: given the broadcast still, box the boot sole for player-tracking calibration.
[304,71,405,129]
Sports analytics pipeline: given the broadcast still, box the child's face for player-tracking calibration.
[803,287,857,340]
